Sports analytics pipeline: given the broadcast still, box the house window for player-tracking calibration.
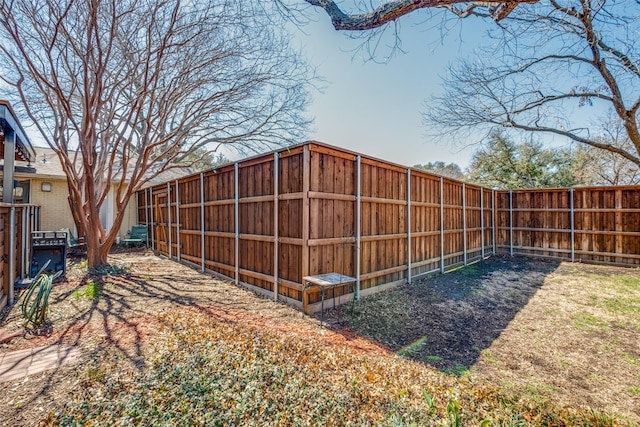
[0,180,30,203]
[15,180,30,203]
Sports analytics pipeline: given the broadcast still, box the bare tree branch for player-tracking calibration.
[304,0,538,29]
[0,0,312,267]
[425,0,640,169]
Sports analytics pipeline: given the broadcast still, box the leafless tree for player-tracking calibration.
[572,143,640,186]
[0,0,312,267]
[292,0,536,59]
[424,1,640,167]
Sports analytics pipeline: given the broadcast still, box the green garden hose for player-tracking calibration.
[20,261,61,328]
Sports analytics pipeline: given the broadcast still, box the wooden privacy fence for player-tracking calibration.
[495,187,640,266]
[138,142,495,312]
[0,204,41,311]
[137,142,640,313]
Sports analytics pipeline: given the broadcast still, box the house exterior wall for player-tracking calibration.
[29,177,137,237]
[118,187,138,239]
[29,178,75,232]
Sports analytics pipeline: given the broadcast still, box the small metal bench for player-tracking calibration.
[303,273,356,325]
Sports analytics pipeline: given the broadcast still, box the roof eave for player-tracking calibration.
[0,100,36,162]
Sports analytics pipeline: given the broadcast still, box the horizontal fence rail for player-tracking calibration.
[138,142,494,313]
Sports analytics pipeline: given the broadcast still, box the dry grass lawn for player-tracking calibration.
[0,251,638,426]
[325,256,640,424]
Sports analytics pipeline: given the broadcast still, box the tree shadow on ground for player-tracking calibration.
[0,252,261,425]
[323,255,561,375]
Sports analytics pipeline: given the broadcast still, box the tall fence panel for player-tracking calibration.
[139,145,640,312]
[204,165,238,280]
[139,142,494,313]
[495,187,640,266]
[176,175,203,267]
[0,204,40,311]
[307,147,357,303]
[359,157,408,291]
[410,173,441,278]
[237,156,276,292]
[442,179,463,269]
[277,148,305,301]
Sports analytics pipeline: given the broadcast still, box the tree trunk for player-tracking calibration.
[83,193,131,268]
[85,217,110,267]
[86,239,110,268]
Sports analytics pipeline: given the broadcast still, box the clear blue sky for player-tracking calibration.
[12,7,496,170]
[293,9,495,169]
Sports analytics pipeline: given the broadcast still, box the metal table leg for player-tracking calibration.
[320,288,325,326]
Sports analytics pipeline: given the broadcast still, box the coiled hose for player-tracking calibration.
[20,260,61,328]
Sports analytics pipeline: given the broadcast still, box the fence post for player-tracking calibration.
[407,168,412,283]
[273,153,279,301]
[175,179,181,261]
[28,206,35,276]
[462,183,467,266]
[492,189,496,255]
[615,188,623,263]
[21,206,27,280]
[356,155,361,300]
[570,188,575,262]
[481,188,485,259]
[25,207,31,279]
[200,173,205,273]
[301,145,311,312]
[167,182,172,259]
[8,206,15,304]
[509,190,513,257]
[144,189,149,247]
[150,187,155,252]
[439,177,445,274]
[234,163,239,285]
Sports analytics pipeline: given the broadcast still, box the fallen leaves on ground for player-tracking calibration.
[47,307,626,426]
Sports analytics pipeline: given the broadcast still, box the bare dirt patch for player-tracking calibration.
[323,256,640,423]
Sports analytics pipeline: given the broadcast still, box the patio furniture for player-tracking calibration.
[60,228,86,256]
[122,225,148,246]
[303,273,357,325]
[30,231,68,279]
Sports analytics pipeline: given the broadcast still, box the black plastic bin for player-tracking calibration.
[30,231,67,279]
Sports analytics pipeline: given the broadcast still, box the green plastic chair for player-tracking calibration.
[122,225,148,246]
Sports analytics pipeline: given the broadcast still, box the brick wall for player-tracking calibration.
[30,178,136,237]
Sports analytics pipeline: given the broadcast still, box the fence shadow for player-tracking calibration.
[322,255,562,375]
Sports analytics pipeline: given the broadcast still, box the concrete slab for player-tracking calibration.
[0,344,80,383]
